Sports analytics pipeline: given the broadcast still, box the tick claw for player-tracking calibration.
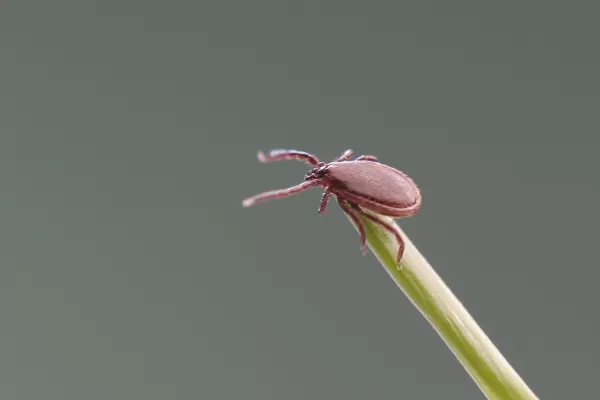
[360,242,367,254]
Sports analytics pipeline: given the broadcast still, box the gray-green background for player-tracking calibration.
[7,1,599,399]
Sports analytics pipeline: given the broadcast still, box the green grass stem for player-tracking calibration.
[346,209,539,400]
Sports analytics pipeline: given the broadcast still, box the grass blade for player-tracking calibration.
[346,210,539,400]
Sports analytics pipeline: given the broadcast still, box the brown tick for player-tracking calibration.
[242,149,422,263]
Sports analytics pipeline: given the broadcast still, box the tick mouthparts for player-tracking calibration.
[257,151,267,162]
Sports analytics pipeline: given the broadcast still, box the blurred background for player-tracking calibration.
[7,1,600,399]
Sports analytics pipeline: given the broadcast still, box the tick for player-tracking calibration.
[242,149,422,263]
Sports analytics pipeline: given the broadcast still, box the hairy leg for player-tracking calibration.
[352,205,405,263]
[355,155,378,162]
[334,149,354,162]
[318,188,332,215]
[257,149,321,166]
[242,181,320,208]
[337,198,367,254]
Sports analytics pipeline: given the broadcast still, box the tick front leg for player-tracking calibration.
[257,149,321,166]
[334,149,354,162]
[242,181,320,208]
[352,205,405,264]
[337,199,367,254]
[318,188,332,215]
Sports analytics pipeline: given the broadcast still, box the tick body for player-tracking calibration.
[242,149,422,263]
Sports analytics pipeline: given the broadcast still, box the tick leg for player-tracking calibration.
[242,181,320,208]
[337,199,367,254]
[257,149,321,166]
[318,188,332,215]
[334,149,354,162]
[352,205,405,264]
[355,155,378,162]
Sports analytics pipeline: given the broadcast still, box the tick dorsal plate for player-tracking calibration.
[326,161,419,208]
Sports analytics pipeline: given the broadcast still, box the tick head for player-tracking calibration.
[304,163,328,182]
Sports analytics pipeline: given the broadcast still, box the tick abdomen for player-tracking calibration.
[326,161,420,208]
